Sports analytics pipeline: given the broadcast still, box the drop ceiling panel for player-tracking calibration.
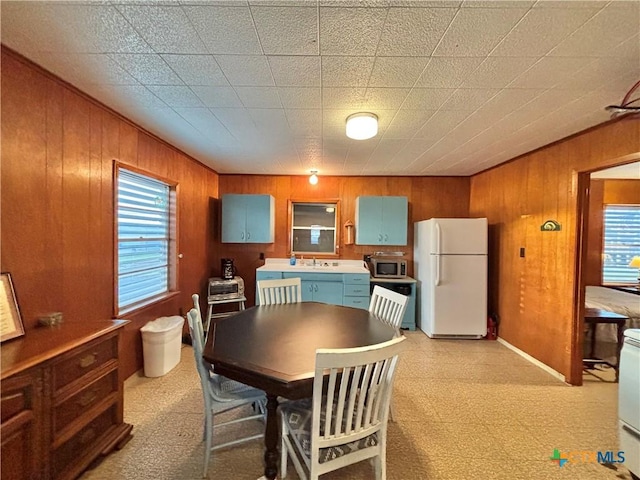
[1,0,637,177]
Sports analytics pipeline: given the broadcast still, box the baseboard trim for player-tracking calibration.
[497,337,567,383]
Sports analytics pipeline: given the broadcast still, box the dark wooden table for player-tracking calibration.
[202,302,397,480]
[583,307,629,382]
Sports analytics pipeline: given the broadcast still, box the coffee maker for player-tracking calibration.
[221,258,236,280]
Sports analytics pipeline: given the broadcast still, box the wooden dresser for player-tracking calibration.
[1,320,132,480]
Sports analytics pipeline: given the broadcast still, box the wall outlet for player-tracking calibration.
[519,247,525,258]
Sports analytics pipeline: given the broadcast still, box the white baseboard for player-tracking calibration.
[497,337,567,383]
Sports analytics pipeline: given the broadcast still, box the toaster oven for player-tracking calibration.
[208,276,244,301]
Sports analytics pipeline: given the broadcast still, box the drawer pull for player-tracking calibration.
[79,353,98,368]
[78,390,98,408]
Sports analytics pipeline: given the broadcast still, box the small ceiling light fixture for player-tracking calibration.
[346,112,378,140]
[309,170,319,185]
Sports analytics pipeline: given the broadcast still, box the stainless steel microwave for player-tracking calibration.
[369,258,407,278]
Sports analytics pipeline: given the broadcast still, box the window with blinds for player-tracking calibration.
[117,167,174,312]
[602,205,640,284]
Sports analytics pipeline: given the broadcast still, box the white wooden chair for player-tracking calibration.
[257,277,302,305]
[186,305,266,478]
[369,285,409,330]
[368,286,408,422]
[279,336,406,480]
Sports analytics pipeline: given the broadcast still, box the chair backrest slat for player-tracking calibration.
[257,278,302,305]
[313,337,405,444]
[369,285,409,329]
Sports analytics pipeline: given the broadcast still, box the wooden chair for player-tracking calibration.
[257,277,302,305]
[369,285,408,330]
[279,336,406,480]
[186,306,266,478]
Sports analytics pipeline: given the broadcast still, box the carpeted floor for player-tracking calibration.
[81,331,633,480]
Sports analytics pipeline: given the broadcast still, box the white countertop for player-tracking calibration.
[370,276,416,284]
[257,258,370,275]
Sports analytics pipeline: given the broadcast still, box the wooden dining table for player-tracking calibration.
[202,301,397,480]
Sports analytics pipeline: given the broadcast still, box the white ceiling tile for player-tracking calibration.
[108,53,184,85]
[183,5,262,54]
[320,0,388,6]
[440,88,499,111]
[235,86,282,108]
[31,53,139,86]
[491,7,600,57]
[532,1,609,9]
[362,88,411,110]
[321,56,375,87]
[377,7,457,56]
[319,7,387,55]
[384,110,437,139]
[146,86,205,107]
[285,110,323,137]
[559,55,640,93]
[368,57,429,87]
[268,56,321,86]
[116,5,207,54]
[91,84,167,109]
[461,56,539,88]
[191,86,243,107]
[413,110,469,140]
[214,55,274,86]
[414,57,485,88]
[251,6,318,55]
[278,88,322,109]
[508,56,595,89]
[0,3,153,54]
[323,88,367,109]
[174,107,231,138]
[549,2,640,57]
[462,1,535,7]
[161,54,229,86]
[403,88,456,110]
[608,33,640,59]
[210,108,257,138]
[248,108,291,137]
[433,7,528,56]
[475,88,545,120]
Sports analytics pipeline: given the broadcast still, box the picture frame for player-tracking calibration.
[1,272,25,342]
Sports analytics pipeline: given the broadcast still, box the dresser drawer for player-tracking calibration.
[53,335,118,391]
[53,370,118,435]
[52,405,117,478]
[343,296,369,309]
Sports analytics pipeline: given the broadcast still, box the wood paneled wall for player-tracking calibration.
[584,179,640,285]
[0,48,219,378]
[217,175,470,306]
[469,120,640,383]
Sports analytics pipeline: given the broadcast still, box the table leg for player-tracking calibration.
[589,323,596,358]
[263,394,279,480]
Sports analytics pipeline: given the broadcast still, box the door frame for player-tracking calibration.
[571,153,640,385]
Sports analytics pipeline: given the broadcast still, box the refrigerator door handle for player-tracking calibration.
[434,222,441,286]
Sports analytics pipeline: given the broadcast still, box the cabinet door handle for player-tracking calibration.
[384,234,388,242]
[78,390,98,408]
[241,231,245,240]
[308,285,313,292]
[247,231,251,240]
[79,353,97,368]
[314,284,318,292]
[378,234,383,242]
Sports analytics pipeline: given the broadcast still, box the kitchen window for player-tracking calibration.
[602,204,640,284]
[115,165,177,314]
[290,201,339,256]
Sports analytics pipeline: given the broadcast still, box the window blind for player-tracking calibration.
[602,205,640,284]
[117,169,170,309]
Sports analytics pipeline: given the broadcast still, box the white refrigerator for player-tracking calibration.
[414,218,488,338]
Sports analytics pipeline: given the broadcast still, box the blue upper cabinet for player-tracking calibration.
[355,196,408,245]
[221,194,275,243]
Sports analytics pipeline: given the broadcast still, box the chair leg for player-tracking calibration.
[280,417,288,478]
[203,409,213,478]
[389,398,396,422]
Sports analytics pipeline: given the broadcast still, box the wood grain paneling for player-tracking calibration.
[469,119,640,384]
[584,179,640,286]
[218,175,470,306]
[0,48,219,378]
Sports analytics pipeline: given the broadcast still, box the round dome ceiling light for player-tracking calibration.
[345,112,378,140]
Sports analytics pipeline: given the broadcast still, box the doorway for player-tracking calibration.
[572,157,640,384]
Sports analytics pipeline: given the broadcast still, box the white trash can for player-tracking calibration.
[140,316,185,377]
